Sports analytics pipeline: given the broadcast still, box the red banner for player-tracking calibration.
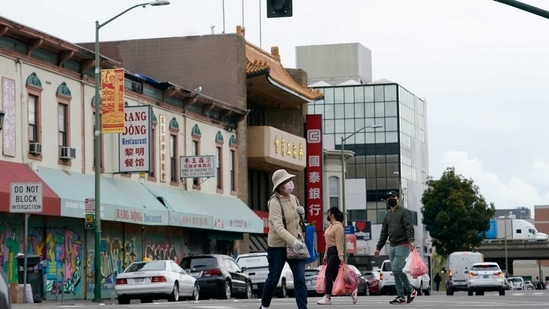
[305,114,324,252]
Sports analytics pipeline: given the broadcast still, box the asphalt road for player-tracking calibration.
[11,290,549,309]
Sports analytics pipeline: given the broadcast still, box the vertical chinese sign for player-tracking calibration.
[119,105,151,173]
[305,114,324,252]
[2,78,16,156]
[101,68,125,133]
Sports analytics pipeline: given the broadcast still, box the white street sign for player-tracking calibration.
[10,182,43,213]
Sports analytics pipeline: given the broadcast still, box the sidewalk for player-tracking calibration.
[12,299,119,308]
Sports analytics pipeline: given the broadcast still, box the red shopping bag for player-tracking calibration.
[409,249,429,278]
[332,262,357,295]
[316,265,326,294]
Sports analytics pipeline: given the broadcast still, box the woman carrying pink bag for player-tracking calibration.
[317,207,358,305]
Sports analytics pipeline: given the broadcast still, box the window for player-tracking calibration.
[170,134,177,183]
[58,103,67,146]
[28,95,39,143]
[216,145,223,191]
[230,149,236,191]
[329,176,340,208]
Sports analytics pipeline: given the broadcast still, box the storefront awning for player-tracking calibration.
[0,161,60,216]
[141,183,213,229]
[187,191,263,234]
[35,167,169,225]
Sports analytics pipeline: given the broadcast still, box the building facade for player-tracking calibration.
[0,17,265,301]
[297,43,430,270]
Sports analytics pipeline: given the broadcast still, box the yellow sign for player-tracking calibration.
[85,214,95,229]
[101,68,125,134]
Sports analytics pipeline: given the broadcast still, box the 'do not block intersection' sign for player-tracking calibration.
[10,182,43,213]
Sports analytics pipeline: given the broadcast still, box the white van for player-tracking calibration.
[445,251,483,295]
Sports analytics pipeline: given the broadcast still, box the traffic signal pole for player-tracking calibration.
[493,0,549,19]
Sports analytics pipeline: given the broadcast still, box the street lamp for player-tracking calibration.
[498,215,512,276]
[341,124,382,262]
[93,0,170,301]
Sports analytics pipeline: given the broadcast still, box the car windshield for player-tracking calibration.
[237,256,268,268]
[125,261,165,272]
[181,257,217,269]
[508,278,522,283]
[472,264,499,271]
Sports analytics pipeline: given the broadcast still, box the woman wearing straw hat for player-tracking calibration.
[260,169,308,309]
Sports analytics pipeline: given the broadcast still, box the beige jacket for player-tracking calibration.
[267,193,303,248]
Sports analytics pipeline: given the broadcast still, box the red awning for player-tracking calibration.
[0,160,60,216]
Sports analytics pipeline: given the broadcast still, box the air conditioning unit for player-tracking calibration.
[59,146,76,160]
[29,142,42,155]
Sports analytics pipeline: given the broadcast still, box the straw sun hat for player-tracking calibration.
[271,169,296,192]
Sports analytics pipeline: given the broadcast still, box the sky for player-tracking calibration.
[2,0,549,213]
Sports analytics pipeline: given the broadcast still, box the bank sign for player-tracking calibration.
[10,182,43,213]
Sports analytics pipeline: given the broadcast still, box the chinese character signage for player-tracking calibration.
[305,114,324,251]
[180,155,216,178]
[101,68,125,134]
[2,78,16,156]
[119,105,151,173]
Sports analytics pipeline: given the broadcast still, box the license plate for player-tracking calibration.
[253,284,258,289]
[190,272,200,277]
[483,275,488,279]
[134,278,145,283]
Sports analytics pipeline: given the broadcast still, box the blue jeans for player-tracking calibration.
[389,245,413,298]
[261,246,308,309]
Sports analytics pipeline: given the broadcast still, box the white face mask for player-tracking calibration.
[283,181,294,194]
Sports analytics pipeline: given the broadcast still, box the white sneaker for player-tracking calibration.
[317,295,332,305]
[351,288,358,304]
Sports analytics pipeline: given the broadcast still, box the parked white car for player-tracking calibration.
[236,252,294,298]
[507,277,525,290]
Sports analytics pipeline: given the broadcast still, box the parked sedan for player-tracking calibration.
[347,264,371,296]
[0,269,10,309]
[180,254,252,300]
[304,267,321,296]
[507,276,525,290]
[115,259,199,304]
[363,271,381,295]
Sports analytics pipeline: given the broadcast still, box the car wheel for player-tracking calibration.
[364,283,370,296]
[244,281,253,299]
[446,288,454,296]
[279,279,288,298]
[192,282,200,301]
[468,289,473,296]
[499,289,505,296]
[118,296,130,305]
[423,288,430,296]
[168,282,179,302]
[220,280,232,300]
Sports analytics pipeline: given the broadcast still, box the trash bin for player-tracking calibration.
[16,254,44,303]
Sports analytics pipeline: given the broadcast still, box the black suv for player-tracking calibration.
[180,254,252,299]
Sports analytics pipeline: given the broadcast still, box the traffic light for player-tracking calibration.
[267,0,292,18]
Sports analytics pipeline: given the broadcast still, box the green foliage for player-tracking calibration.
[421,167,495,258]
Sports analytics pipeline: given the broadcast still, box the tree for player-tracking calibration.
[421,167,495,258]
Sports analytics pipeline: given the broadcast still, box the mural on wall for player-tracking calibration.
[0,223,83,297]
[0,218,206,300]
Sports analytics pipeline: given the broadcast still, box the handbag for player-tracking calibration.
[278,196,310,260]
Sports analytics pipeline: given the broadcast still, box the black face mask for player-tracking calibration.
[388,199,398,207]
